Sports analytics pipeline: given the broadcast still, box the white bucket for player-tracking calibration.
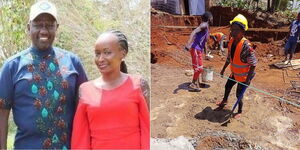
[202,67,213,82]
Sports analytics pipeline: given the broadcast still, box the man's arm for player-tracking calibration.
[220,60,230,77]
[245,66,256,85]
[0,109,10,149]
[220,52,231,77]
[0,62,14,149]
[242,41,257,85]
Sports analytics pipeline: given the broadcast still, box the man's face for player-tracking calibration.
[28,13,58,50]
[230,24,244,39]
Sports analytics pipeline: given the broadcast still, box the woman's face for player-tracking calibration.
[94,33,126,74]
[230,24,244,39]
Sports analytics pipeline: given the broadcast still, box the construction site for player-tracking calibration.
[150,1,300,149]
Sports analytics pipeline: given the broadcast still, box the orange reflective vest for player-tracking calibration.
[211,32,224,42]
[228,37,251,82]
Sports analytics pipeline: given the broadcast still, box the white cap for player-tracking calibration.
[29,0,58,22]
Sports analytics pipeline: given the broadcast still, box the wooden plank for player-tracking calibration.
[273,59,300,69]
[291,59,300,66]
[247,28,289,32]
[290,81,300,91]
[273,62,291,68]
[292,65,300,70]
[158,25,197,29]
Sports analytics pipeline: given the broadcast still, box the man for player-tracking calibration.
[0,1,87,149]
[216,14,257,119]
[283,12,300,64]
[184,12,213,91]
[210,32,226,55]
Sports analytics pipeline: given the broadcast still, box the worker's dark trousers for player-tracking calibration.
[222,75,247,113]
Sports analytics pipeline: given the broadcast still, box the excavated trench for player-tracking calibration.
[151,7,300,64]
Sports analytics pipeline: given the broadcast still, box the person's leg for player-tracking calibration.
[196,50,203,86]
[190,49,202,89]
[217,75,236,108]
[289,41,297,62]
[284,41,291,63]
[236,83,247,114]
[223,75,236,102]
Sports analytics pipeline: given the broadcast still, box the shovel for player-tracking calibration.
[221,85,248,126]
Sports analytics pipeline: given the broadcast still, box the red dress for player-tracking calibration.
[71,75,150,149]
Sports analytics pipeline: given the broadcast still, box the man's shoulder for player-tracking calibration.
[242,39,255,52]
[53,47,79,59]
[4,48,31,65]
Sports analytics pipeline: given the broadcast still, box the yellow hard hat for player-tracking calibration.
[230,14,248,31]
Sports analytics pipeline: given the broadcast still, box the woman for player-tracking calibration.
[185,12,213,91]
[71,30,150,149]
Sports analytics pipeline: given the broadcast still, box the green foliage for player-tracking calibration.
[217,0,252,9]
[279,10,297,22]
[7,113,16,149]
[7,134,14,149]
[273,0,289,11]
[94,0,150,81]
[0,0,32,66]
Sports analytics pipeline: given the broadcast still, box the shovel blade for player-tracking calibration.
[220,112,232,126]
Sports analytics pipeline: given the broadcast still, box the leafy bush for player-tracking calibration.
[217,0,252,9]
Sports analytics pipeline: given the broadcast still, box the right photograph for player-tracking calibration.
[150,0,300,149]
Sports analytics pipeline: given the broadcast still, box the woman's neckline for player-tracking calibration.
[93,73,129,91]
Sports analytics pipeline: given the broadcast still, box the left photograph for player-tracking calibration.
[0,0,150,149]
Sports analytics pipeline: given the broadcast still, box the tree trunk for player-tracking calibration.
[267,0,271,11]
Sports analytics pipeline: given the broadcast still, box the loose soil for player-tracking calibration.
[151,8,300,150]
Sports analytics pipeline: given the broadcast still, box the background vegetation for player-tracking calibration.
[216,0,300,22]
[0,0,150,148]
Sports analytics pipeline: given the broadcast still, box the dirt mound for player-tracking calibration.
[151,8,202,26]
[195,130,263,150]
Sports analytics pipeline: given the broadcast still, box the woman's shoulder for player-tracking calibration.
[78,80,100,99]
[79,80,94,89]
[78,79,102,106]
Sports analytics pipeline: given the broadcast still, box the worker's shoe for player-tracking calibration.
[188,83,200,92]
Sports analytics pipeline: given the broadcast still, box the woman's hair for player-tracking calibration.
[104,30,128,73]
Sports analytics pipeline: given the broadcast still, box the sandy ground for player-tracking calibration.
[151,10,300,149]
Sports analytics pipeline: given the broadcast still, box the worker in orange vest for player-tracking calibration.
[210,32,226,55]
[216,14,257,119]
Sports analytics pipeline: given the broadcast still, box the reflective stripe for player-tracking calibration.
[231,63,249,68]
[192,64,203,71]
[233,72,248,76]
